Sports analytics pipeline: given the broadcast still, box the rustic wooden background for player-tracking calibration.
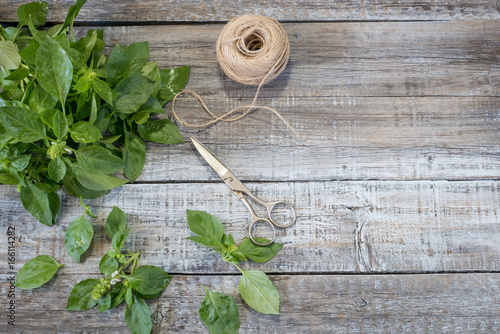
[1,0,500,333]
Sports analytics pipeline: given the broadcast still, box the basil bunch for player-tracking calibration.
[0,0,189,227]
[186,210,283,334]
[15,206,171,334]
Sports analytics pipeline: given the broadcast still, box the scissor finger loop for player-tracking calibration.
[267,201,297,228]
[248,218,276,246]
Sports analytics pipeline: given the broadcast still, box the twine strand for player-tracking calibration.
[171,15,303,139]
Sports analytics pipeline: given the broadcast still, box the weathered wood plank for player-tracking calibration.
[136,96,500,182]
[1,273,499,333]
[1,181,499,274]
[90,22,500,98]
[1,0,500,23]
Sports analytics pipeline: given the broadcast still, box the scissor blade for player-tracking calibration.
[191,137,230,178]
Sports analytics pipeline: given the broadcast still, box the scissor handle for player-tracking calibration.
[265,201,297,228]
[248,218,276,246]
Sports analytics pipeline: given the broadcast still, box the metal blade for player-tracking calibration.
[191,137,230,178]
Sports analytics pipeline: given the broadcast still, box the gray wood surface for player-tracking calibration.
[1,0,499,333]
[1,0,500,22]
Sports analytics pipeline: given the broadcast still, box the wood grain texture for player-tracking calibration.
[1,181,499,275]
[1,0,500,23]
[1,273,498,333]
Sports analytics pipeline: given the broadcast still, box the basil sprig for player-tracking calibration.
[66,207,172,334]
[186,210,284,333]
[0,0,190,227]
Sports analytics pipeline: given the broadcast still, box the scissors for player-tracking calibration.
[191,137,296,246]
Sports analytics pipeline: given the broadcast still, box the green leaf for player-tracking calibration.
[238,238,283,263]
[35,37,73,107]
[111,228,130,251]
[199,285,239,334]
[125,296,152,334]
[75,166,128,191]
[4,68,30,81]
[105,206,127,239]
[66,278,99,311]
[0,106,46,142]
[15,255,63,289]
[110,283,126,309]
[28,86,57,112]
[156,66,190,105]
[97,292,112,313]
[186,236,224,251]
[0,41,21,70]
[137,119,183,144]
[62,175,111,199]
[0,171,18,185]
[70,121,102,143]
[123,130,145,183]
[53,111,68,139]
[58,0,87,36]
[10,155,31,171]
[64,215,93,263]
[238,270,279,314]
[186,210,224,242]
[125,286,133,306]
[99,253,119,275]
[19,39,40,69]
[137,95,163,114]
[20,182,53,226]
[75,146,126,174]
[106,42,150,86]
[91,79,113,106]
[17,1,48,27]
[54,34,85,69]
[48,157,66,182]
[114,75,156,114]
[47,192,60,224]
[128,265,172,296]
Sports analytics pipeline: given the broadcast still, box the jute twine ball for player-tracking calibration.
[215,15,290,86]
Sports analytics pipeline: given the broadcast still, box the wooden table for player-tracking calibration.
[1,1,500,333]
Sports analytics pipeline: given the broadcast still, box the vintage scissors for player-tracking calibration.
[191,137,296,246]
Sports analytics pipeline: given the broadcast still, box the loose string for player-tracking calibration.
[171,15,303,139]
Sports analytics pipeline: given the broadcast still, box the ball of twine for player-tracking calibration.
[172,15,302,139]
[216,15,290,86]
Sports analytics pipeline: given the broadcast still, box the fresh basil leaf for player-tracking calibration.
[91,79,113,106]
[0,41,21,70]
[37,108,57,128]
[238,238,283,263]
[35,37,73,107]
[48,192,60,224]
[4,68,30,81]
[28,86,57,112]
[114,76,156,114]
[58,0,87,37]
[186,236,224,252]
[89,94,98,125]
[64,215,93,263]
[20,182,53,226]
[75,166,128,191]
[156,66,190,105]
[105,206,128,239]
[66,278,99,311]
[0,171,18,185]
[199,285,239,334]
[134,290,163,300]
[123,130,145,183]
[19,39,40,69]
[125,296,152,334]
[53,111,68,138]
[99,253,119,275]
[110,283,126,309]
[54,34,86,69]
[17,1,48,27]
[48,157,66,182]
[128,265,171,296]
[97,292,112,313]
[106,42,149,86]
[62,174,111,199]
[137,119,183,144]
[74,74,92,93]
[112,228,130,251]
[70,121,102,143]
[75,146,126,174]
[126,42,150,72]
[131,111,150,124]
[125,286,133,306]
[15,255,63,289]
[238,270,279,314]
[0,122,14,150]
[186,210,224,243]
[100,134,121,144]
[10,155,31,171]
[137,95,163,114]
[0,106,46,142]
[27,17,46,44]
